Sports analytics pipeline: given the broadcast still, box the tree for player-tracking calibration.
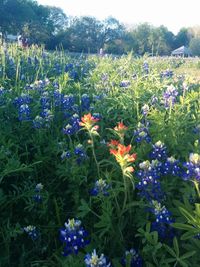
[189,38,200,56]
[175,28,191,48]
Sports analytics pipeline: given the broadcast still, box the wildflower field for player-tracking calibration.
[0,45,200,267]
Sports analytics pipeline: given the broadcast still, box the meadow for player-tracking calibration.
[0,44,200,267]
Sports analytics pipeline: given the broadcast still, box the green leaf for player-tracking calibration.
[180,251,196,260]
[173,237,179,257]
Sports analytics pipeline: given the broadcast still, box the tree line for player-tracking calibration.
[1,0,200,55]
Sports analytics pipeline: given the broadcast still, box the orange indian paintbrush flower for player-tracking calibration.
[79,113,99,131]
[109,143,137,173]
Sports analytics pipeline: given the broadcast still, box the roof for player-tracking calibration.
[171,46,192,55]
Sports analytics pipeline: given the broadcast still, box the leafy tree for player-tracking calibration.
[189,37,200,56]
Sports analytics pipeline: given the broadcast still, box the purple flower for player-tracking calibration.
[85,249,111,267]
[162,85,178,108]
[121,248,143,267]
[150,141,167,161]
[90,179,110,196]
[59,218,89,256]
[134,122,151,143]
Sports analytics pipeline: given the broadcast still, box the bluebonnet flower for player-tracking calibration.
[70,113,80,132]
[19,104,31,121]
[65,63,73,72]
[40,109,54,127]
[40,92,50,110]
[69,70,78,80]
[61,151,71,160]
[62,94,75,111]
[134,122,151,143]
[150,200,173,224]
[33,115,44,129]
[81,94,90,111]
[120,80,130,88]
[90,179,110,196]
[33,183,43,203]
[14,93,32,107]
[141,104,149,116]
[150,200,174,240]
[183,153,200,182]
[150,141,167,161]
[121,248,143,267]
[53,89,62,106]
[84,249,111,267]
[63,124,74,135]
[143,61,149,74]
[59,218,89,256]
[160,69,173,79]
[23,225,39,240]
[63,114,80,135]
[74,144,87,164]
[150,95,158,105]
[161,156,181,176]
[136,160,163,201]
[162,85,178,108]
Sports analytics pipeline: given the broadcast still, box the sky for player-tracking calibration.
[37,0,200,34]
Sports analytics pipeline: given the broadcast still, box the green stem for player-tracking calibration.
[121,173,128,216]
[194,180,200,199]
[89,132,100,178]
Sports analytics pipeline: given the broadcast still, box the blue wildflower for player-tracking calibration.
[74,144,87,164]
[134,122,151,143]
[23,225,39,240]
[150,141,167,161]
[84,249,111,267]
[59,218,89,256]
[136,160,163,201]
[19,104,31,121]
[162,85,178,108]
[161,156,181,176]
[183,153,200,182]
[121,248,143,267]
[120,80,130,88]
[90,179,110,196]
[61,151,71,160]
[81,94,90,111]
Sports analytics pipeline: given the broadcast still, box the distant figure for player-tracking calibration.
[99,48,104,57]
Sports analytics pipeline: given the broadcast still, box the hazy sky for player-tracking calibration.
[38,0,200,34]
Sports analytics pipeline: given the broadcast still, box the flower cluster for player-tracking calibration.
[150,200,174,240]
[84,249,111,267]
[134,122,151,143]
[150,141,167,161]
[160,69,173,79]
[74,144,87,164]
[114,122,128,139]
[183,153,200,182]
[109,142,137,177]
[23,225,39,240]
[33,183,43,203]
[161,156,181,176]
[90,178,110,196]
[121,248,143,267]
[59,218,89,256]
[79,113,100,134]
[120,80,130,88]
[63,113,80,135]
[136,160,163,201]
[162,85,178,108]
